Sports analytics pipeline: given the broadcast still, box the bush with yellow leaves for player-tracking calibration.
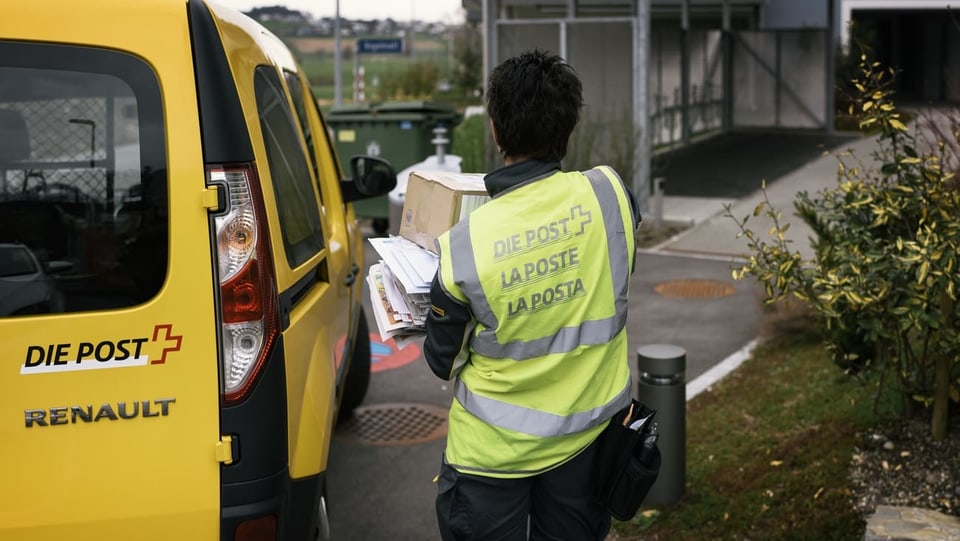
[727,52,960,441]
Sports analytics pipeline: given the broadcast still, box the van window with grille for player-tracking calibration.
[0,42,167,317]
[284,70,322,201]
[255,67,324,268]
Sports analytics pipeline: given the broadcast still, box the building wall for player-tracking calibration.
[762,0,830,29]
[733,31,828,128]
[485,0,836,177]
[845,3,959,102]
[650,27,724,146]
[840,0,955,45]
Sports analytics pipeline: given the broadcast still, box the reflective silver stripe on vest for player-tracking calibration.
[454,377,632,437]
[447,217,501,338]
[583,167,632,326]
[446,168,631,360]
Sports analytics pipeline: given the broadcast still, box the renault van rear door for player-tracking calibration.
[0,2,222,539]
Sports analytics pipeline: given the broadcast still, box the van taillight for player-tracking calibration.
[210,164,278,405]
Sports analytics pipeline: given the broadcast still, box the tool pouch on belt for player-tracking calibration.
[592,399,661,521]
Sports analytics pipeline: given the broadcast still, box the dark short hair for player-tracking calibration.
[486,49,583,162]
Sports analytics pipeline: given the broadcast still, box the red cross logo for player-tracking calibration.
[151,324,183,365]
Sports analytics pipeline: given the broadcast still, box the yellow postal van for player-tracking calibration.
[0,1,395,539]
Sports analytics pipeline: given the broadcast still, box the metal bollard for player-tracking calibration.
[431,126,449,165]
[651,177,665,230]
[636,344,686,506]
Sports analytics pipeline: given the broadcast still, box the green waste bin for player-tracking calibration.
[326,101,462,233]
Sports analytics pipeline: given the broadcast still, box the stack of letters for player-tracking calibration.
[366,236,438,344]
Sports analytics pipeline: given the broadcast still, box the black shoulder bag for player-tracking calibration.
[593,399,662,521]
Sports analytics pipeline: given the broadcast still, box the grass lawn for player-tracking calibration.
[287,36,454,109]
[612,303,901,540]
[451,113,486,173]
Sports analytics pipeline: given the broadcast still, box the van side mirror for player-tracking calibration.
[46,260,74,274]
[342,155,397,203]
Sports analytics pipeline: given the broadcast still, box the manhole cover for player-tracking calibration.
[654,279,735,299]
[337,402,448,446]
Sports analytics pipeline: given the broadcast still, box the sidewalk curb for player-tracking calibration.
[686,338,760,401]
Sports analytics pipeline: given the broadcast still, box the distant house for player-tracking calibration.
[246,5,306,23]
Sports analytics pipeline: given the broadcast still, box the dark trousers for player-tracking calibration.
[435,437,610,541]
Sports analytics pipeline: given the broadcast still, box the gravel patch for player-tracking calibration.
[850,416,960,519]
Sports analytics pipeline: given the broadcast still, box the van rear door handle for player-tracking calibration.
[345,264,359,287]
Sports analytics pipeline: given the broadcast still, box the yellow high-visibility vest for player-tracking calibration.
[436,166,636,478]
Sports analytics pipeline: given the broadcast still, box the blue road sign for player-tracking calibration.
[357,38,405,54]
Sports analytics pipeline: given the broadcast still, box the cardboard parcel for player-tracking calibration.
[399,171,489,253]
[367,170,490,343]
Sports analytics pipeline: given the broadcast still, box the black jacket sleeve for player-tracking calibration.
[625,187,642,274]
[422,273,474,380]
[626,187,643,230]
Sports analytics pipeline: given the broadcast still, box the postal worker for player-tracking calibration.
[424,49,643,541]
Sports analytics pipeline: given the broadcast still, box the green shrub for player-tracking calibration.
[567,110,641,183]
[727,53,960,440]
[452,107,641,177]
[376,61,440,101]
[452,113,486,173]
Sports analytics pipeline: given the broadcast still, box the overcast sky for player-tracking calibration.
[215,0,464,22]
